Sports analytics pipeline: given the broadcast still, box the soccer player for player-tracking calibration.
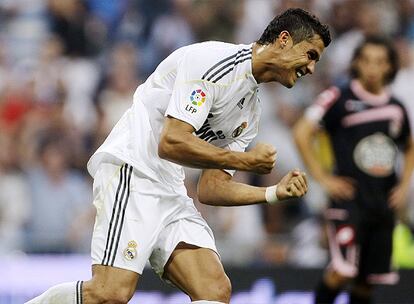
[28,8,330,304]
[294,36,414,304]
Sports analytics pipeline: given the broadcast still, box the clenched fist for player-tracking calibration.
[247,143,277,174]
[276,170,308,200]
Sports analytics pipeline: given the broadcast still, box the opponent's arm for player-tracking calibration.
[399,138,414,188]
[159,116,276,174]
[389,137,414,209]
[293,117,327,182]
[293,116,355,200]
[197,168,307,206]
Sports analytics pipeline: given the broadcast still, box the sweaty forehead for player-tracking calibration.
[307,35,325,52]
[296,35,324,52]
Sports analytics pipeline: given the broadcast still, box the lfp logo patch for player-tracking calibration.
[190,89,206,106]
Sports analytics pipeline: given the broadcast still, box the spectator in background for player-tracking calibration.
[24,134,92,253]
[394,0,414,40]
[141,0,243,76]
[32,35,66,106]
[324,0,378,84]
[294,37,414,304]
[188,0,243,43]
[0,64,35,137]
[0,44,8,96]
[96,42,138,135]
[86,0,128,41]
[0,133,30,254]
[47,0,100,133]
[135,0,170,44]
[147,0,195,65]
[58,53,100,136]
[235,0,273,44]
[47,0,99,57]
[0,0,48,63]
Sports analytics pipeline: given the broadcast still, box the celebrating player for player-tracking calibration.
[28,8,330,304]
[294,36,414,304]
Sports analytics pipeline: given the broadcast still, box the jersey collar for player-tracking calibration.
[350,80,391,106]
[247,43,259,89]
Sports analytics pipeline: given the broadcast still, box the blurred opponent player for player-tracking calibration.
[28,8,330,304]
[294,36,414,304]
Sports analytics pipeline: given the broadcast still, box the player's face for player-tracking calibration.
[278,35,325,88]
[354,44,391,90]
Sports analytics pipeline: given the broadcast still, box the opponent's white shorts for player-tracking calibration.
[90,162,217,276]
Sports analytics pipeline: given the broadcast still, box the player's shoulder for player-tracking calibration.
[313,84,343,108]
[179,41,253,81]
[326,81,354,105]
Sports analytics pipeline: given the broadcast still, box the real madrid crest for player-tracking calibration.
[123,240,137,261]
[232,122,248,138]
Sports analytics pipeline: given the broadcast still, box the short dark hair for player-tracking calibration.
[257,8,331,47]
[350,36,399,84]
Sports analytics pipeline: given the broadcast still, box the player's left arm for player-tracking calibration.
[389,136,414,209]
[197,168,307,207]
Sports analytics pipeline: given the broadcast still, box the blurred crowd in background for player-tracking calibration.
[1,0,414,269]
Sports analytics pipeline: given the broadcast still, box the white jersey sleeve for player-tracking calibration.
[165,52,216,130]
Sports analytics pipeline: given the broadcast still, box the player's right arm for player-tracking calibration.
[293,115,355,201]
[159,117,276,174]
[197,167,307,207]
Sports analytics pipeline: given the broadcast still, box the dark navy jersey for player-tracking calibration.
[306,80,411,213]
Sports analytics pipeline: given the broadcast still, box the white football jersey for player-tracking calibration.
[88,41,261,189]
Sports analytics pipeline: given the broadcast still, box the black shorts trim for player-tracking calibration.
[101,164,133,266]
[76,280,83,304]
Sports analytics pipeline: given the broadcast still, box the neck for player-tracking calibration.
[359,79,385,95]
[251,42,283,84]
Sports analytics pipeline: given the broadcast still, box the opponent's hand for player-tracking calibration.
[246,143,277,174]
[320,175,356,201]
[389,182,410,210]
[276,170,308,200]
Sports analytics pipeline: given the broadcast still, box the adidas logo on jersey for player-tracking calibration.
[195,113,225,142]
[237,98,245,109]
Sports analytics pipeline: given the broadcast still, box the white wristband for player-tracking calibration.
[265,184,279,205]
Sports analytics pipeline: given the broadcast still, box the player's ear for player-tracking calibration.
[278,31,291,49]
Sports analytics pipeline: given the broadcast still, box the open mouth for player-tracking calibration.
[296,69,305,78]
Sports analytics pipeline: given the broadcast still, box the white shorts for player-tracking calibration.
[90,162,218,277]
